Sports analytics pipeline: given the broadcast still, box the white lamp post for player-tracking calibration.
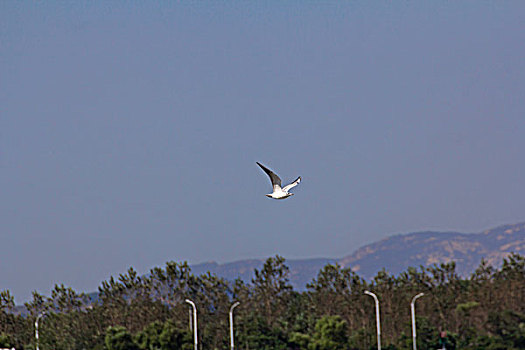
[185,299,198,350]
[35,312,46,350]
[364,291,381,350]
[229,302,240,350]
[411,293,425,350]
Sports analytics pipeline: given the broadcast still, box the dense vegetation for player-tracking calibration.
[1,253,524,350]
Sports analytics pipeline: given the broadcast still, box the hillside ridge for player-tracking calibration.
[190,222,525,287]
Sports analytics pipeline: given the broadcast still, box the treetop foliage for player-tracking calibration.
[1,253,524,350]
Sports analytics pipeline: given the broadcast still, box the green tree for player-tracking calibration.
[0,333,13,348]
[105,326,139,350]
[237,314,288,350]
[487,310,525,349]
[252,255,293,328]
[308,315,349,350]
[134,320,191,350]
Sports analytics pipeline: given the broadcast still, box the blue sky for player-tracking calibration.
[1,2,524,302]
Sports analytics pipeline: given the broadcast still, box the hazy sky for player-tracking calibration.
[1,2,524,303]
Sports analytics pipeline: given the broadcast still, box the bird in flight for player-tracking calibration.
[256,162,301,200]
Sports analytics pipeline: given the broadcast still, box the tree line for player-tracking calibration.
[1,253,524,350]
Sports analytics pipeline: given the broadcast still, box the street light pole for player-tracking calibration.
[229,302,240,350]
[364,291,381,350]
[35,312,46,350]
[185,299,198,350]
[411,293,425,350]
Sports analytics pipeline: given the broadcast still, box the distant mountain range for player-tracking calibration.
[191,222,525,289]
[13,222,525,310]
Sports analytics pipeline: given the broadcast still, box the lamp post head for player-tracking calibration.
[411,293,425,304]
[364,290,378,300]
[364,290,380,304]
[35,311,46,326]
[230,301,240,312]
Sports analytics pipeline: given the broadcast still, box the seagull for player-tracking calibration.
[256,162,301,200]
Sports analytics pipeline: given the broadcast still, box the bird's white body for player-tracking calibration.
[257,162,301,200]
[266,189,294,200]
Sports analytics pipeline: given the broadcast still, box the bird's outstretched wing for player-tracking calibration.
[282,176,301,192]
[256,162,282,190]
